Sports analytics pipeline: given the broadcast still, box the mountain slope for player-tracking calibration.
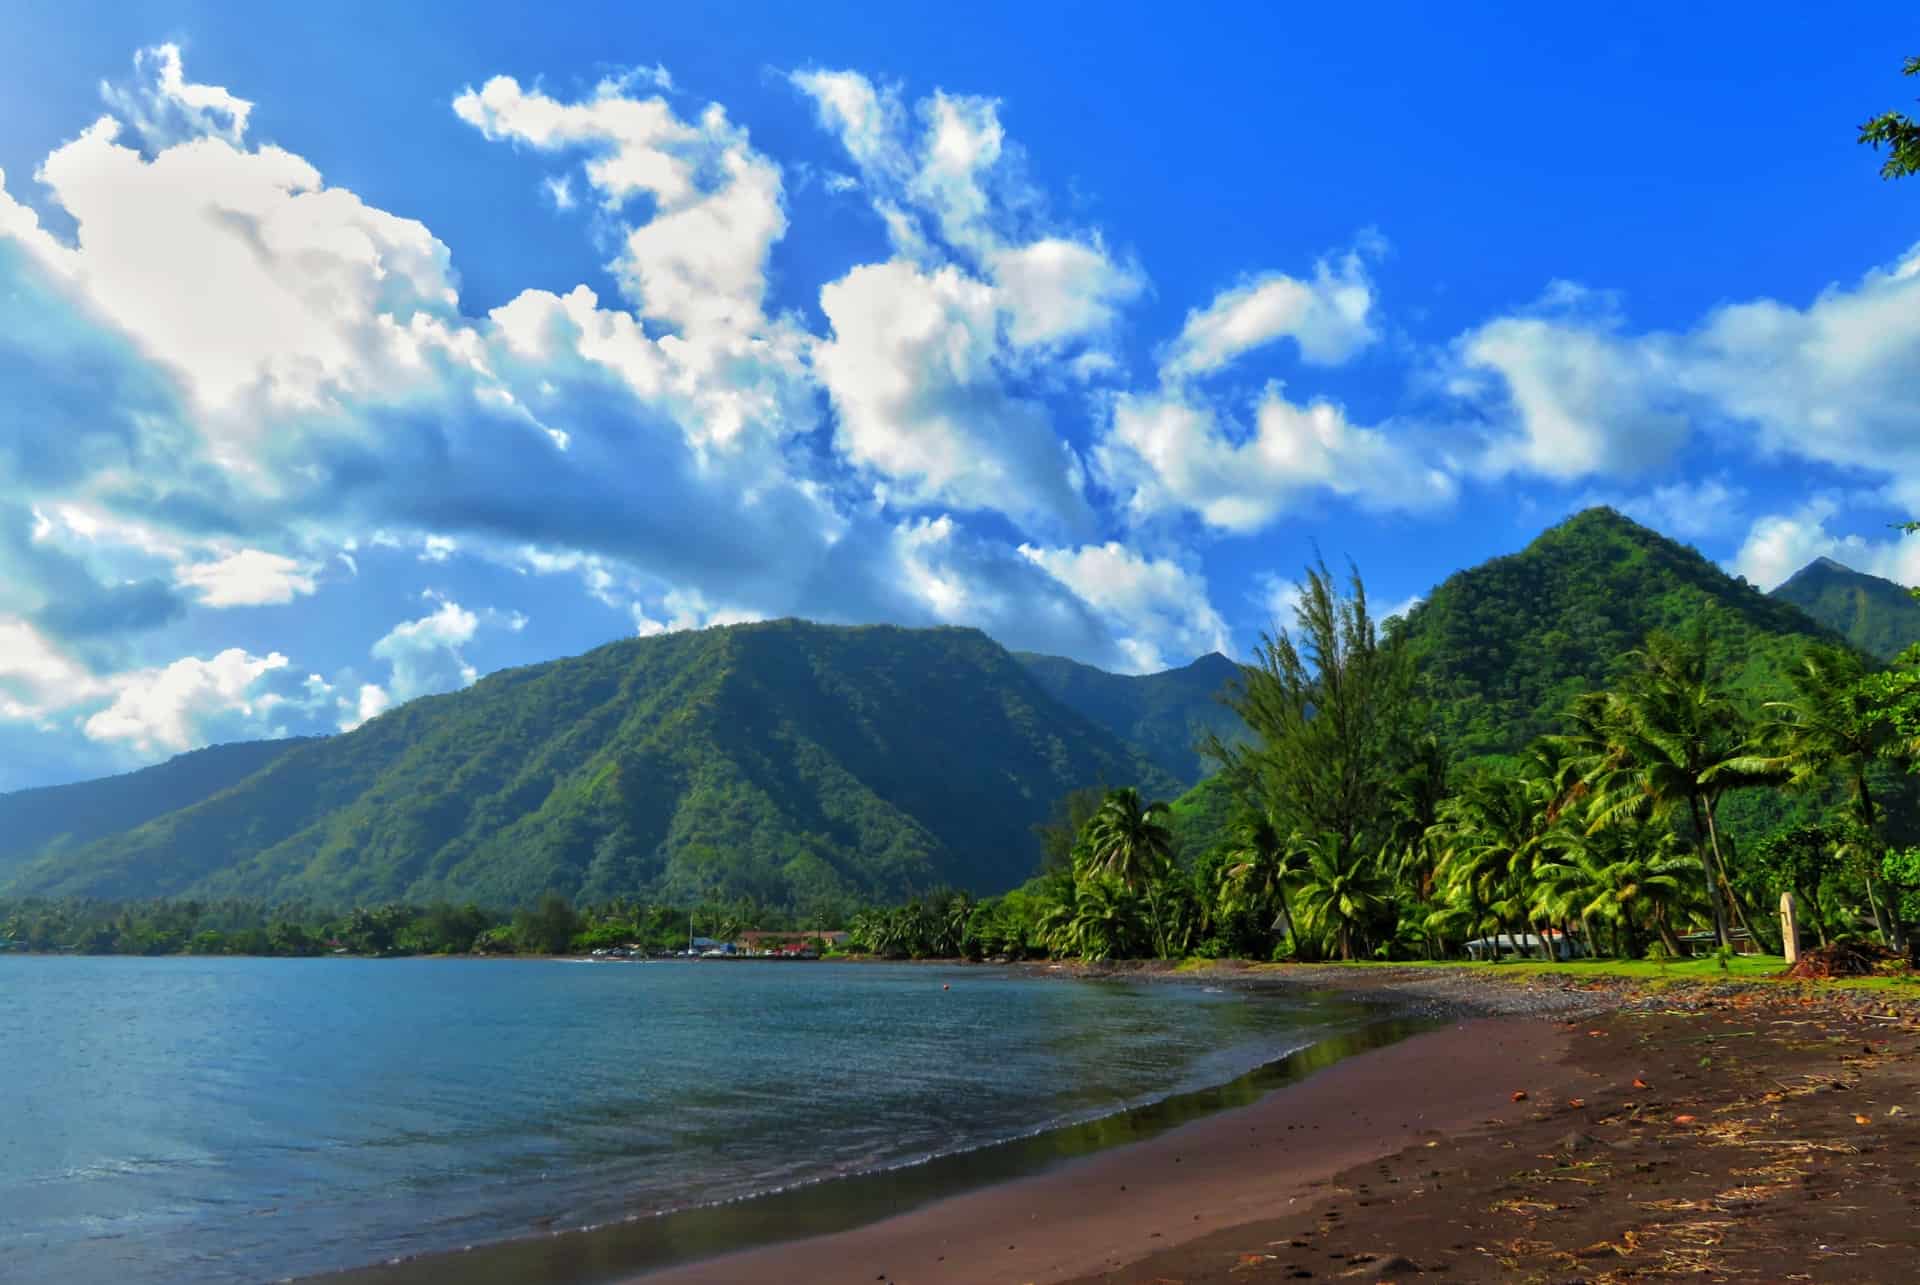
[1013,650,1244,786]
[1399,507,1847,762]
[0,739,312,886]
[1770,556,1920,661]
[4,622,1175,907]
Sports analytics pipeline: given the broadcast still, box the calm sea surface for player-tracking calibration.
[1,956,1369,1285]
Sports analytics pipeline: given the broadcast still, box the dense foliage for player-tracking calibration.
[1013,650,1246,786]
[1,622,1175,912]
[848,522,1920,967]
[1400,508,1843,760]
[0,739,309,885]
[1769,557,1920,661]
[0,894,837,958]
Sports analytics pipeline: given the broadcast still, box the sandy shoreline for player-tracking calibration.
[629,1013,1589,1285]
[314,964,1920,1284]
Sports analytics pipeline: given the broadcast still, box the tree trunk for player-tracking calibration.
[1654,908,1683,959]
[1688,797,1731,949]
[1865,872,1893,945]
[1805,890,1829,947]
[1275,886,1297,956]
[1855,771,1906,951]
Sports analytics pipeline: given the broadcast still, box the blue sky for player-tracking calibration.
[2,3,1918,789]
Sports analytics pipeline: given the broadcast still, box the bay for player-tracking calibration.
[1,956,1363,1285]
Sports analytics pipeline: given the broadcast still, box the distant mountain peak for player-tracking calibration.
[1772,555,1920,660]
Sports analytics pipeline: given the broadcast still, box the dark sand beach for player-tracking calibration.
[633,968,1920,1285]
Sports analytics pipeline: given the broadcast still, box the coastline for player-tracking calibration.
[631,968,1920,1284]
[629,1013,1586,1285]
[307,965,1624,1285]
[288,963,1920,1284]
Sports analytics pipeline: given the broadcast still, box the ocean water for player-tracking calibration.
[1,956,1370,1285]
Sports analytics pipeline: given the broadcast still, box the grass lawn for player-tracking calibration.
[1221,953,1920,991]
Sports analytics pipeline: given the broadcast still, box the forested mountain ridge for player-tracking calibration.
[1398,507,1850,762]
[2,621,1176,909]
[1013,650,1245,786]
[0,739,313,885]
[1770,556,1920,661]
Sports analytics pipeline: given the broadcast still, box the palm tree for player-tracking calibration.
[1430,770,1556,959]
[1569,624,1762,950]
[1292,835,1390,961]
[1051,878,1143,961]
[1534,822,1692,959]
[1081,788,1175,891]
[1732,644,1902,947]
[1218,809,1310,957]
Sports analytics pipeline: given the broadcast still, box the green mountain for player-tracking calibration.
[4,621,1175,908]
[1769,556,1920,661]
[1012,650,1244,786]
[1168,508,1866,865]
[0,739,311,886]
[1400,507,1846,762]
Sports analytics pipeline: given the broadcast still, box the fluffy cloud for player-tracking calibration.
[175,549,320,607]
[797,68,1140,528]
[1455,285,1688,481]
[1018,541,1229,672]
[368,598,480,704]
[815,259,1089,524]
[0,619,110,722]
[15,108,461,434]
[454,73,784,338]
[1098,385,1456,533]
[1161,248,1379,379]
[82,648,292,753]
[100,43,252,149]
[1458,248,1920,490]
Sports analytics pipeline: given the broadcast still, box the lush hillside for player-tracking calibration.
[0,739,311,885]
[1399,507,1847,762]
[4,622,1174,908]
[1013,650,1245,786]
[1770,556,1920,661]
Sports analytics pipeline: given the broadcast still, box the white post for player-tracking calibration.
[1780,891,1799,966]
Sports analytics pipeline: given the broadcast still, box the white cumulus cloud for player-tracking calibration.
[1161,247,1379,379]
[175,548,320,607]
[1097,385,1455,533]
[82,648,291,753]
[1018,541,1229,672]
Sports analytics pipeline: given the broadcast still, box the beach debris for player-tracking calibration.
[1673,1114,1698,1124]
[1632,1077,1650,1089]
[1783,941,1898,979]
[1565,1098,1586,1109]
[1511,1090,1529,1102]
[1853,1113,1873,1125]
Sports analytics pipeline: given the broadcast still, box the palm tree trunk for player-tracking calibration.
[1864,872,1893,945]
[1690,796,1731,949]
[1854,771,1905,951]
[1275,886,1297,956]
[1654,908,1683,958]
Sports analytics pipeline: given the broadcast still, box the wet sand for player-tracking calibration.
[632,1015,1587,1284]
[1062,988,1920,1283]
